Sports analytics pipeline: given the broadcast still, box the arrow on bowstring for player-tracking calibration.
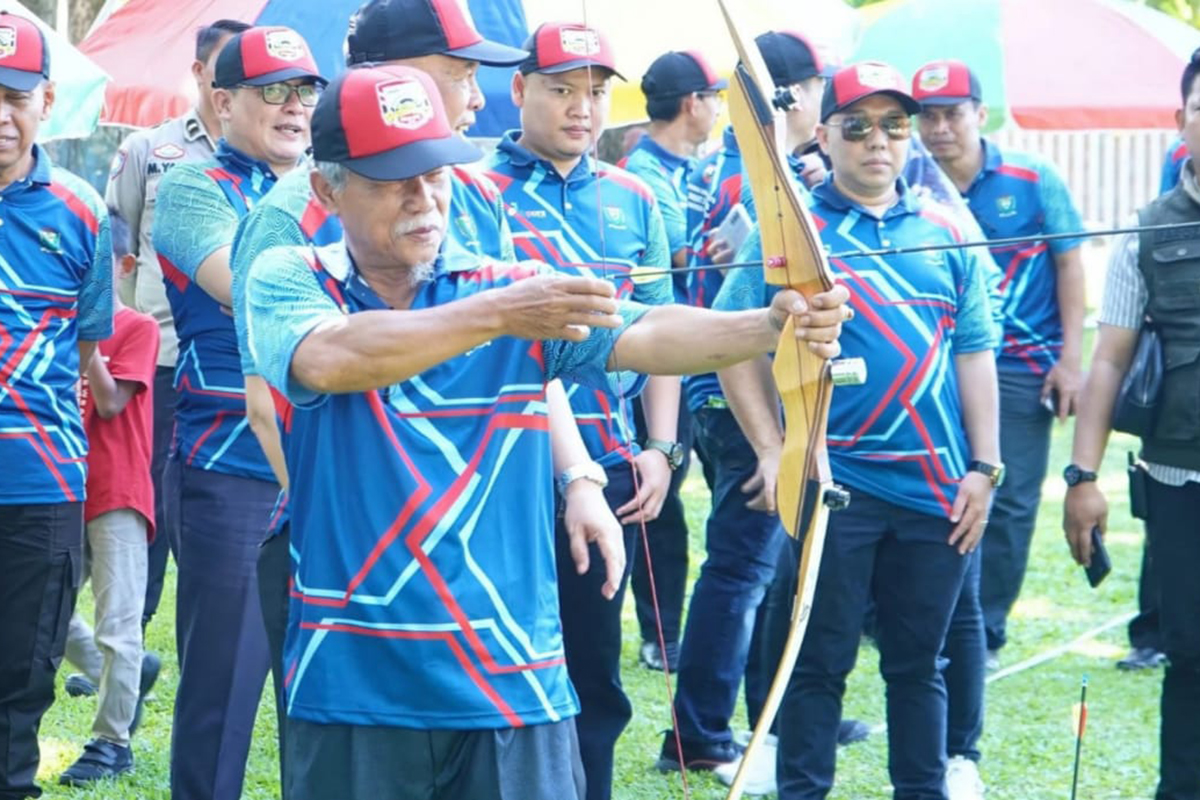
[612,220,1200,282]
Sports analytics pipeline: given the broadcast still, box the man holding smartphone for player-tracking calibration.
[1064,49,1200,800]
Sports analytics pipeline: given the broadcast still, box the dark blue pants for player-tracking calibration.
[142,365,177,629]
[164,458,279,800]
[747,527,800,730]
[631,402,694,647]
[980,371,1052,651]
[258,523,291,795]
[556,464,637,800]
[673,407,785,747]
[943,548,984,761]
[1129,538,1163,651]
[0,503,82,800]
[1143,476,1200,800]
[777,492,967,800]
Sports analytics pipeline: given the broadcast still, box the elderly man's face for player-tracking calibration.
[0,81,53,181]
[325,166,452,273]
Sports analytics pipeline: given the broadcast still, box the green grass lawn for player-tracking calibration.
[36,419,1160,799]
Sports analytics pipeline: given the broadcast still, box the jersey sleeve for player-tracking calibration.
[152,165,240,279]
[246,247,345,408]
[231,205,309,376]
[950,247,999,354]
[77,209,114,342]
[1035,159,1085,255]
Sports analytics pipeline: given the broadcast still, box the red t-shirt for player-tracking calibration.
[81,307,160,538]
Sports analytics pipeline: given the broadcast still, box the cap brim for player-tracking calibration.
[343,135,482,181]
[242,67,328,87]
[0,66,44,92]
[830,89,921,118]
[710,78,729,90]
[916,94,977,106]
[446,39,530,67]
[534,60,625,81]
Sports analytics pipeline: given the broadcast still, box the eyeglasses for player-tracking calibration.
[243,82,321,107]
[695,90,724,104]
[826,114,912,142]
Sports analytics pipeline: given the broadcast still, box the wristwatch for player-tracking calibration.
[556,461,608,495]
[644,438,685,471]
[1063,463,1098,487]
[968,460,1006,488]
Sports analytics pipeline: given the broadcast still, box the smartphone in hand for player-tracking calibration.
[1085,526,1112,588]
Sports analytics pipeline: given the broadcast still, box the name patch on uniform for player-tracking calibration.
[559,28,600,57]
[153,143,185,160]
[0,26,17,60]
[917,65,949,93]
[265,29,306,61]
[377,78,433,130]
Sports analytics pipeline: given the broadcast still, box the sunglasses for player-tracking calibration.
[826,114,912,142]
[244,82,322,107]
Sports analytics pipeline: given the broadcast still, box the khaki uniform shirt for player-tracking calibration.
[105,108,216,367]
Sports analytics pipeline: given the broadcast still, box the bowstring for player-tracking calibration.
[576,4,691,796]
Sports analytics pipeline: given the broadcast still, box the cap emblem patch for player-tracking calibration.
[559,27,600,57]
[377,78,433,130]
[856,63,899,91]
[0,26,18,60]
[265,30,306,61]
[918,65,950,93]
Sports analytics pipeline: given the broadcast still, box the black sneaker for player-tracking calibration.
[58,739,133,786]
[1117,646,1167,671]
[656,732,744,772]
[128,652,162,736]
[638,640,680,672]
[64,673,98,697]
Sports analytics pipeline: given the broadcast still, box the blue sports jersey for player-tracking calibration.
[620,134,692,302]
[715,177,995,522]
[485,133,671,467]
[153,140,283,482]
[1161,136,1186,195]
[682,126,742,412]
[0,146,112,505]
[246,241,648,729]
[961,140,1082,375]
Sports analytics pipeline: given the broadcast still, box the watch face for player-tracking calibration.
[1064,465,1080,486]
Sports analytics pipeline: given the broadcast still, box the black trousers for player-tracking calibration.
[0,503,83,800]
[142,365,177,628]
[258,524,292,795]
[1144,476,1200,800]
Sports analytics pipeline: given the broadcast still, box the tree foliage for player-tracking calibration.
[1141,0,1200,29]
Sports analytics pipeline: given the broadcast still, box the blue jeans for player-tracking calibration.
[672,407,785,746]
[980,371,1052,651]
[556,465,637,800]
[943,548,984,761]
[777,491,967,800]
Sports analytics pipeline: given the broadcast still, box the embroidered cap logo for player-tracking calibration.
[377,78,434,130]
[0,26,17,60]
[265,29,306,61]
[559,27,601,57]
[856,63,900,91]
[918,65,950,93]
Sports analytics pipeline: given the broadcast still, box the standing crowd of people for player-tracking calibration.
[0,2,1196,799]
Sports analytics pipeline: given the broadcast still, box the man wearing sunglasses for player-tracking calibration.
[150,25,326,800]
[713,61,1000,799]
[912,62,1085,689]
[618,49,727,677]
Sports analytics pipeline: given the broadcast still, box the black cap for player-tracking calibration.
[755,30,833,88]
[346,0,528,67]
[640,51,727,99]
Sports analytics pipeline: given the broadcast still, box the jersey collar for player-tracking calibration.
[813,173,918,220]
[497,130,596,185]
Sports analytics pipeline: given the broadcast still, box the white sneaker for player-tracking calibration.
[945,755,985,800]
[714,734,778,797]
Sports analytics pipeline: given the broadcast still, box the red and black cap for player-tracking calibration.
[0,12,49,92]
[820,61,920,122]
[311,64,481,181]
[213,26,326,89]
[911,60,983,106]
[641,51,726,99]
[346,0,527,68]
[518,22,624,80]
[755,30,833,88]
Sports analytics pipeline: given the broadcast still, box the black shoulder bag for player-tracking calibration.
[1112,318,1163,437]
